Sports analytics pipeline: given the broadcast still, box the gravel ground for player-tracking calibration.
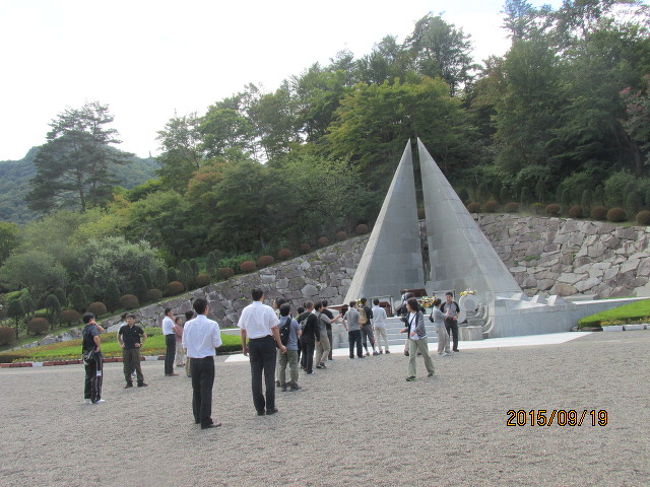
[1,332,649,487]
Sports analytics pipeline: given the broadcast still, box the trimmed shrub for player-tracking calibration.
[504,202,520,213]
[356,224,369,235]
[531,202,544,215]
[636,210,650,226]
[257,255,275,267]
[483,200,499,213]
[590,205,608,220]
[240,260,257,273]
[60,309,81,325]
[0,326,16,346]
[277,248,292,260]
[87,302,108,317]
[299,243,311,253]
[467,202,481,213]
[119,294,140,310]
[27,317,49,336]
[335,231,348,241]
[195,273,211,288]
[165,281,185,296]
[545,204,561,216]
[317,236,329,247]
[147,288,163,302]
[607,207,627,223]
[568,205,584,219]
[217,267,234,280]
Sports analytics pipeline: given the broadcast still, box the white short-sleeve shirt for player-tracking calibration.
[237,301,279,339]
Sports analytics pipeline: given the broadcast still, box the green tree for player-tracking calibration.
[44,294,61,328]
[70,285,88,312]
[134,275,149,304]
[7,299,24,337]
[179,260,194,288]
[356,35,416,85]
[26,102,130,213]
[104,279,121,312]
[0,250,67,301]
[0,221,20,266]
[156,113,204,188]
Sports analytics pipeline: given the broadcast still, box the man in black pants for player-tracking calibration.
[162,308,178,376]
[182,298,222,429]
[298,301,318,373]
[81,313,104,404]
[440,292,461,352]
[238,289,287,416]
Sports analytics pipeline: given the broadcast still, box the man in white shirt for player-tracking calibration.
[371,299,390,354]
[182,298,222,430]
[162,308,178,376]
[238,289,287,416]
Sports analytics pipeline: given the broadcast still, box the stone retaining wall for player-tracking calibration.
[477,214,650,298]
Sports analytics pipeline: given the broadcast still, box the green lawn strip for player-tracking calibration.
[0,329,241,362]
[578,299,650,328]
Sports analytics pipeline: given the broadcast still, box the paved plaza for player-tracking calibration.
[1,332,649,487]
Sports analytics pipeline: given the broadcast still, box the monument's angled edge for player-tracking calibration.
[344,140,425,303]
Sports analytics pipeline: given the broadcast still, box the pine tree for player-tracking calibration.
[7,299,24,337]
[44,294,61,327]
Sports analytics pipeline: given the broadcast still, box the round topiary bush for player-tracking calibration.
[60,309,81,325]
[505,202,520,213]
[277,248,292,260]
[335,231,348,241]
[257,255,275,267]
[165,281,185,296]
[119,294,140,310]
[147,289,163,302]
[240,260,257,273]
[299,243,311,254]
[636,210,650,226]
[484,200,499,213]
[317,237,329,247]
[356,224,369,235]
[195,273,211,288]
[466,202,481,213]
[217,267,235,280]
[607,207,627,222]
[546,204,561,216]
[590,205,608,220]
[87,302,107,317]
[0,326,16,346]
[27,317,49,336]
[568,205,584,219]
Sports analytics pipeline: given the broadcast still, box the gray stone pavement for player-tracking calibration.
[0,332,648,487]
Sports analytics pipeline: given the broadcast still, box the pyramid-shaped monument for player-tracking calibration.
[417,138,522,299]
[344,141,425,302]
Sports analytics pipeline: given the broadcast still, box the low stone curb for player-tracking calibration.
[602,323,649,332]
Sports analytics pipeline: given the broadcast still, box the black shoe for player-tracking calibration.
[266,408,278,415]
[306,370,313,374]
[349,356,354,359]
[316,365,323,369]
[275,380,280,386]
[453,349,460,352]
[427,372,434,377]
[290,384,301,391]
[137,383,148,387]
[124,383,133,389]
[257,410,265,416]
[358,355,365,359]
[385,350,391,354]
[201,422,221,429]
[404,351,409,356]
[406,376,416,382]
[281,384,287,392]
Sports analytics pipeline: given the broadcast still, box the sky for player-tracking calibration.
[0,0,563,161]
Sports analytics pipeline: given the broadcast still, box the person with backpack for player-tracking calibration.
[298,301,319,374]
[440,292,461,352]
[358,298,378,356]
[314,302,331,369]
[277,303,301,391]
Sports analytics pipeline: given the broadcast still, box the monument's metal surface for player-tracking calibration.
[417,138,522,300]
[344,142,425,303]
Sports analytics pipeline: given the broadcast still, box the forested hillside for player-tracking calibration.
[0,148,158,223]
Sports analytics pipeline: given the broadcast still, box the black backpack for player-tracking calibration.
[280,316,292,346]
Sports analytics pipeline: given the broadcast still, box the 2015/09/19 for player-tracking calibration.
[506,410,608,426]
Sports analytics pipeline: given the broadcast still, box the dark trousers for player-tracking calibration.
[327,328,333,360]
[348,330,363,358]
[164,334,176,375]
[248,336,277,413]
[361,325,375,351]
[445,318,459,351]
[84,352,103,403]
[123,348,144,385]
[301,340,315,373]
[190,356,215,426]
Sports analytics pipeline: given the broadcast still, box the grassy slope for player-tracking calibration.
[578,299,650,327]
[0,327,241,362]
